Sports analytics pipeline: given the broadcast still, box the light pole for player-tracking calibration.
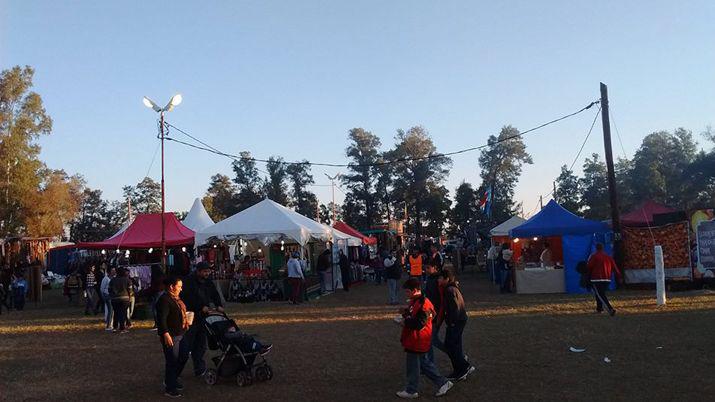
[143,94,182,273]
[324,173,340,224]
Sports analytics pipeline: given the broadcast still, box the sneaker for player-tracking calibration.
[104,327,113,332]
[456,366,476,382]
[435,381,453,397]
[163,381,184,391]
[164,389,182,398]
[396,390,419,399]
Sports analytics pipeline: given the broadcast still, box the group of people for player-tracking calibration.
[0,267,28,313]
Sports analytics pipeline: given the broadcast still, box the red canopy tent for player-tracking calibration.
[78,213,194,249]
[621,200,677,227]
[333,221,377,245]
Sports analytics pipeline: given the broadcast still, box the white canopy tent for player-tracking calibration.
[182,198,215,232]
[489,216,527,237]
[196,198,341,246]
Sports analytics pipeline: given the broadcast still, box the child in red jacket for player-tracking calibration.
[587,243,623,316]
[396,278,453,399]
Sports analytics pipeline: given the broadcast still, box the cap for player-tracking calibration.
[196,261,212,271]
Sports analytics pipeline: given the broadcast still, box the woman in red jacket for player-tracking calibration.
[587,243,623,316]
[396,278,454,399]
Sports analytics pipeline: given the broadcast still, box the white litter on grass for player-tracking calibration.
[604,357,611,363]
[656,346,663,349]
[569,347,586,353]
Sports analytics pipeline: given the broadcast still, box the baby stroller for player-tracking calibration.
[203,312,274,387]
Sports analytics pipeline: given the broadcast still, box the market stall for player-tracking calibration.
[510,200,611,294]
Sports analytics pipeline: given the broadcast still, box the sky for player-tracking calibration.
[2,1,714,216]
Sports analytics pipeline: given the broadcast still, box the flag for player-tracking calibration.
[478,185,492,217]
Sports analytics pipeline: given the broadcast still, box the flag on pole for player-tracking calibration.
[478,185,492,217]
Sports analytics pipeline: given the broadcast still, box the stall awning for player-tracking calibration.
[510,200,609,237]
[78,213,195,249]
[333,221,377,245]
[490,216,527,237]
[621,200,677,227]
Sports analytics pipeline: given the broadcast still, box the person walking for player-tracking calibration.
[126,275,138,329]
[11,273,27,311]
[338,249,351,292]
[498,244,514,293]
[109,268,132,333]
[287,252,305,304]
[396,278,453,399]
[385,250,402,304]
[587,243,623,316]
[438,270,475,381]
[487,242,501,283]
[156,275,191,398]
[430,245,444,271]
[84,264,99,315]
[100,267,116,331]
[407,249,425,284]
[317,249,332,294]
[423,260,446,364]
[181,262,224,378]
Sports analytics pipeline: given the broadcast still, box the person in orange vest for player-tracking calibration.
[407,249,425,284]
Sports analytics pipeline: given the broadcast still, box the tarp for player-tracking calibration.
[333,221,377,245]
[196,199,332,246]
[182,198,215,232]
[78,213,195,249]
[490,216,527,237]
[621,200,677,227]
[510,200,609,238]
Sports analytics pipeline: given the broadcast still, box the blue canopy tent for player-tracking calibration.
[510,200,613,294]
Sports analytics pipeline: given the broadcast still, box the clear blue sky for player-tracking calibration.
[2,1,713,215]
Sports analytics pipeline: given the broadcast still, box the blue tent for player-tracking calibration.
[510,200,613,294]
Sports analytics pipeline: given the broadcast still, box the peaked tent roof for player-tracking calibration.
[489,216,527,237]
[510,200,609,237]
[182,198,215,232]
[621,200,677,226]
[78,213,195,249]
[333,221,378,245]
[196,199,333,246]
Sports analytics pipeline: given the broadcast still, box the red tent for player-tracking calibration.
[333,221,377,245]
[621,200,677,227]
[78,213,194,249]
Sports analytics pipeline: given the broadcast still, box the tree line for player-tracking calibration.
[2,65,713,243]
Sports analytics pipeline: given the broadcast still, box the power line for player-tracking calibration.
[163,100,600,168]
[609,105,629,159]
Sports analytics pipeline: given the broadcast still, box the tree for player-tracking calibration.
[390,126,452,239]
[286,161,318,219]
[202,173,237,222]
[24,169,83,237]
[341,128,381,229]
[122,177,161,214]
[579,154,610,220]
[374,155,395,222]
[614,157,635,212]
[683,150,715,208]
[232,151,264,211]
[422,183,452,237]
[477,125,533,224]
[320,202,342,225]
[554,166,581,214]
[69,188,117,242]
[262,156,290,206]
[0,66,52,236]
[629,129,697,207]
[448,181,478,236]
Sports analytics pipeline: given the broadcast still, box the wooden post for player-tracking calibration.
[600,83,623,265]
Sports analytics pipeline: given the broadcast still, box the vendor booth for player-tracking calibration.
[333,221,376,285]
[510,200,611,294]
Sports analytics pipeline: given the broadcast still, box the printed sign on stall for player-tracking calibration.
[695,219,715,277]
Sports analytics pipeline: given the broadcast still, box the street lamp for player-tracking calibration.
[324,173,341,224]
[143,93,182,273]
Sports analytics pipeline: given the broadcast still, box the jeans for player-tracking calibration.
[387,279,399,304]
[341,269,350,291]
[13,288,25,310]
[85,288,98,314]
[405,351,447,394]
[111,299,130,330]
[185,321,208,376]
[288,278,303,304]
[319,271,330,293]
[126,296,135,327]
[592,282,614,313]
[427,322,446,363]
[500,269,512,292]
[163,335,189,392]
[102,293,114,328]
[444,320,469,376]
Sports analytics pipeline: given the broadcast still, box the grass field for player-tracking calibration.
[1,269,714,402]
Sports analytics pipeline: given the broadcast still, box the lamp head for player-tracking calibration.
[164,93,182,112]
[143,96,162,113]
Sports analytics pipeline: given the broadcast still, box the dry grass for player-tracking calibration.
[1,269,714,402]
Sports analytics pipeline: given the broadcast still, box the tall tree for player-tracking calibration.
[24,169,83,237]
[122,177,161,214]
[262,156,290,206]
[0,66,52,236]
[391,126,452,239]
[202,173,237,222]
[579,154,610,220]
[232,151,264,211]
[341,128,381,229]
[478,125,533,224]
[69,188,117,242]
[374,154,395,222]
[448,181,478,236]
[286,161,318,219]
[614,157,635,211]
[320,202,342,225]
[554,166,581,214]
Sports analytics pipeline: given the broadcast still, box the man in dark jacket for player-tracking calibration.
[181,262,223,377]
[423,259,446,364]
[317,249,332,294]
[338,249,351,292]
[438,269,475,382]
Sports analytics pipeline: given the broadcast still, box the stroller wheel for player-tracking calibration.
[204,369,218,386]
[236,371,253,387]
[255,366,270,382]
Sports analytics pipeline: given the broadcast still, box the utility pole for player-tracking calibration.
[324,173,340,224]
[539,195,543,210]
[600,82,623,265]
[160,111,166,274]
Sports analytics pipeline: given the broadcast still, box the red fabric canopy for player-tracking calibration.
[78,213,194,249]
[333,221,377,245]
[621,200,677,227]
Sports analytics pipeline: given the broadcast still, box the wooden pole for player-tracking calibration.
[600,83,623,265]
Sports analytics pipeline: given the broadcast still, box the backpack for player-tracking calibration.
[576,261,591,289]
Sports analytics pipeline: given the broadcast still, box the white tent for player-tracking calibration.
[182,198,215,232]
[196,199,336,246]
[330,226,362,247]
[489,216,527,237]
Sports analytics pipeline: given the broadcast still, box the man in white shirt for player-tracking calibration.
[287,252,305,304]
[100,267,115,331]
